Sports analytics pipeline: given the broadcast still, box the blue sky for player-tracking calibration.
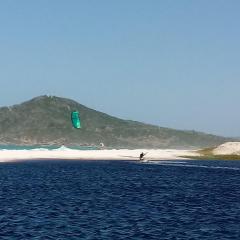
[0,1,239,137]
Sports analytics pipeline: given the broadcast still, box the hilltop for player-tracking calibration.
[0,95,231,148]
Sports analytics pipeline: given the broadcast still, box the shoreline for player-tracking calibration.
[0,149,198,163]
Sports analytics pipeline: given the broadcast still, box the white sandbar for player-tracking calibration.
[0,148,198,163]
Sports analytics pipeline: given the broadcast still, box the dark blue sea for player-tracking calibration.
[0,160,240,240]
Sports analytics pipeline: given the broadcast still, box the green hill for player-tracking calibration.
[0,95,231,148]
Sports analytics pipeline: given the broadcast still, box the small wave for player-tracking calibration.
[147,162,240,171]
[30,148,49,151]
[0,148,49,151]
[53,146,74,151]
[146,161,188,164]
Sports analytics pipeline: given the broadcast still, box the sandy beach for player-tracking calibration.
[0,147,198,162]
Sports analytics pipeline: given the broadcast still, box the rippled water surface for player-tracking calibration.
[0,160,240,239]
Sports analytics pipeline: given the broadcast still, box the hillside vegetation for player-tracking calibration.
[0,95,232,148]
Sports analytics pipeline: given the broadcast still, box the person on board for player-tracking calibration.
[139,152,145,161]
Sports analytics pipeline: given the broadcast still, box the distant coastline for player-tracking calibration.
[1,142,240,163]
[0,144,99,151]
[0,95,232,149]
[0,148,198,162]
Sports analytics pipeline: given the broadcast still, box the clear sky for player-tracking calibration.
[0,1,239,137]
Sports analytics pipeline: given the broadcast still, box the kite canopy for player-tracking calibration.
[71,111,81,129]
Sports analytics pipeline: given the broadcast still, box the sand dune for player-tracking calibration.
[213,142,240,155]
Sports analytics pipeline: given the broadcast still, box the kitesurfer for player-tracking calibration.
[139,152,145,161]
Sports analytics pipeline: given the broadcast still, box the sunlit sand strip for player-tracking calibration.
[0,149,198,162]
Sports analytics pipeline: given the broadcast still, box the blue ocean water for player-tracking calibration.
[0,160,240,239]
